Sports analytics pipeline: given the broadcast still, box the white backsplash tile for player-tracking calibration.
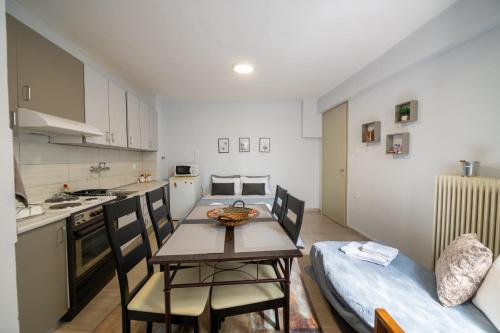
[17,139,157,203]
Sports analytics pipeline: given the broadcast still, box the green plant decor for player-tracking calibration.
[399,106,411,117]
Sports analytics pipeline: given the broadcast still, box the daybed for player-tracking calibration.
[310,241,497,333]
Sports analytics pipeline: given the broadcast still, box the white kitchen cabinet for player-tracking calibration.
[84,66,109,145]
[108,80,127,147]
[140,101,150,151]
[150,108,158,151]
[126,92,141,149]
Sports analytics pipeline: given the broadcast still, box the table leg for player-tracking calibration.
[284,257,291,333]
[163,264,172,333]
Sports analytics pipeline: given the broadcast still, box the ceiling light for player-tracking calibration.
[233,63,254,74]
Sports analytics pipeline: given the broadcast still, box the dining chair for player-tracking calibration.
[103,196,211,333]
[271,185,287,222]
[209,193,306,332]
[145,186,173,248]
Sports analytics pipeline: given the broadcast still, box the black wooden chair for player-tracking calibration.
[209,193,306,333]
[103,196,211,333]
[145,186,174,248]
[271,185,287,222]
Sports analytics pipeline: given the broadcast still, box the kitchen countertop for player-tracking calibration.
[114,180,168,197]
[16,181,168,235]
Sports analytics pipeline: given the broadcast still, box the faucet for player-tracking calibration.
[90,162,110,173]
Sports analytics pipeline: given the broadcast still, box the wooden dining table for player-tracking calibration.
[149,203,303,333]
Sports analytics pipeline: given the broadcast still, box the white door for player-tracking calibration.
[322,102,347,226]
[126,93,141,149]
[108,81,127,148]
[84,66,109,145]
[139,102,150,150]
[150,109,158,151]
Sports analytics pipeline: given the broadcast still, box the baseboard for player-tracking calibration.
[305,208,321,213]
[347,224,374,241]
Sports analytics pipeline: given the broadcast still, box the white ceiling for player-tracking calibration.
[13,0,456,101]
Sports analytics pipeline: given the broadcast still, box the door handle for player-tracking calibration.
[339,168,345,172]
[129,136,133,145]
[111,132,115,143]
[23,85,31,101]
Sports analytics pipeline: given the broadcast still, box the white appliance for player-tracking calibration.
[174,163,199,176]
[16,108,103,137]
[169,176,202,220]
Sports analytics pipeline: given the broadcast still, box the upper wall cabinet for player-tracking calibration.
[126,93,141,149]
[139,102,158,151]
[84,66,109,145]
[7,15,84,122]
[108,81,127,147]
[83,66,127,148]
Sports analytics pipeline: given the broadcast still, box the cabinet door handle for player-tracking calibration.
[106,131,110,142]
[111,132,115,143]
[23,85,31,101]
[129,136,133,145]
[57,226,65,244]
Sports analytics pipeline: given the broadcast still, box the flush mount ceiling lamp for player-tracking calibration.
[233,63,254,74]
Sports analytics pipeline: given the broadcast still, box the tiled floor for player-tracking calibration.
[55,212,365,333]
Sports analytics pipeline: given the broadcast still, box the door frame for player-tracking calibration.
[321,101,348,226]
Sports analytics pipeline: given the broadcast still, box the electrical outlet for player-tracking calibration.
[353,191,360,199]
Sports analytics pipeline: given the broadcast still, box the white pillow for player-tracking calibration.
[473,256,500,330]
[212,176,241,194]
[240,176,271,194]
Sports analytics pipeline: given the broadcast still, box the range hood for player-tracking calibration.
[16,108,103,137]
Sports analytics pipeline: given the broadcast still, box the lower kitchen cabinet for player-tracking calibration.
[16,220,68,333]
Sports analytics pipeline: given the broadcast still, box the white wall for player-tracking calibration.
[344,25,500,269]
[0,0,20,330]
[159,101,321,208]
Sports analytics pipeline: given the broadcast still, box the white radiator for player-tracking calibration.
[433,175,500,266]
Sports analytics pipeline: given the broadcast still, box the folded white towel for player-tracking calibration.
[209,202,224,206]
[361,242,398,260]
[340,242,395,266]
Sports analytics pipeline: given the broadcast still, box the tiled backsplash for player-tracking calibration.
[14,135,157,203]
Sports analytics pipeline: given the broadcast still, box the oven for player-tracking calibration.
[64,205,115,321]
[74,219,111,278]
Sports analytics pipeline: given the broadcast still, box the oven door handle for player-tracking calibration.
[74,223,105,238]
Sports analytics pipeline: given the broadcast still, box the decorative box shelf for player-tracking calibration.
[361,121,381,143]
[386,133,410,155]
[395,100,418,124]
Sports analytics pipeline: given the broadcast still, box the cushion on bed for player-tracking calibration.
[241,176,271,194]
[211,183,235,195]
[473,256,500,330]
[310,241,498,333]
[242,183,266,195]
[435,233,492,307]
[212,175,241,193]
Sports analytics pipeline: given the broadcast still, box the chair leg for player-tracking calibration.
[146,321,153,333]
[274,308,280,330]
[122,311,131,333]
[210,309,219,333]
[194,318,200,333]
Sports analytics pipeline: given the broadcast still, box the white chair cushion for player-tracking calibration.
[473,256,500,330]
[128,266,212,316]
[211,263,284,310]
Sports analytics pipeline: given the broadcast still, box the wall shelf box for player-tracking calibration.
[395,100,418,123]
[361,121,381,143]
[386,132,410,155]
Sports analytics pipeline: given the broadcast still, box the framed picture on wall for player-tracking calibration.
[218,138,229,153]
[259,137,271,153]
[239,137,250,152]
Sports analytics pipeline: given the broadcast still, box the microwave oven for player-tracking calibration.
[174,164,199,176]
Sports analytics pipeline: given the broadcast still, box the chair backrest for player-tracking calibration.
[145,186,174,248]
[271,185,287,221]
[281,194,305,245]
[103,196,153,308]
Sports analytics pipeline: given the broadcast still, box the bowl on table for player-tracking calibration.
[207,200,259,227]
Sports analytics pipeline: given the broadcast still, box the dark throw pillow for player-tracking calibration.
[242,183,266,195]
[212,182,235,195]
